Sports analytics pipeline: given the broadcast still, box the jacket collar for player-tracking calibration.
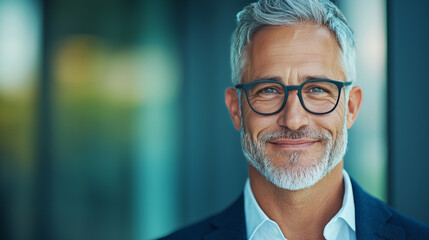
[351,178,405,240]
[203,179,406,240]
[204,194,246,240]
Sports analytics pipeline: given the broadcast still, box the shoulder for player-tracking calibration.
[351,178,429,239]
[158,215,217,240]
[157,194,246,240]
[386,205,429,237]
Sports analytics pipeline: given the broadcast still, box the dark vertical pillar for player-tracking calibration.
[180,0,249,226]
[36,0,53,239]
[388,0,429,225]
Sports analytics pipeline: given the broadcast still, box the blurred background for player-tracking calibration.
[0,0,428,239]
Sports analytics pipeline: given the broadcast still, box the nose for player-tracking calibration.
[276,90,310,130]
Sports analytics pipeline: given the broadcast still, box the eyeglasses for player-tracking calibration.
[235,79,352,115]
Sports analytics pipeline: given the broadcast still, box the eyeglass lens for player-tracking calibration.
[247,81,339,114]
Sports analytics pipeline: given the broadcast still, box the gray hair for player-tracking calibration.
[231,0,356,85]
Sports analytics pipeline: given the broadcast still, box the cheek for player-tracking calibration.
[336,99,346,112]
[336,99,348,124]
[319,105,347,140]
[242,109,277,139]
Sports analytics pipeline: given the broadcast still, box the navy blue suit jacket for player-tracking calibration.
[160,179,429,239]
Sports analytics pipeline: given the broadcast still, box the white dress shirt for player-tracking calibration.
[244,170,356,240]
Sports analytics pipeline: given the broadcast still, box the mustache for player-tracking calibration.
[259,127,331,142]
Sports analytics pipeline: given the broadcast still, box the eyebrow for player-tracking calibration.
[251,75,333,83]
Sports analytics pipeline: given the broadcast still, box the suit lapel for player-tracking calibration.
[204,194,246,240]
[202,179,407,239]
[352,179,405,240]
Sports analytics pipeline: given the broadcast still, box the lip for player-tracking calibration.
[268,138,319,149]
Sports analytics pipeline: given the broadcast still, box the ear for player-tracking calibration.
[225,88,242,130]
[346,86,363,129]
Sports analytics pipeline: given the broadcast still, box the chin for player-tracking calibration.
[258,154,331,191]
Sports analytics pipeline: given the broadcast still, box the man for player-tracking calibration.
[160,0,429,239]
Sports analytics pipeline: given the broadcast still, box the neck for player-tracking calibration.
[249,161,344,240]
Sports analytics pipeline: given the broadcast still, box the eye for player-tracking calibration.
[308,86,327,94]
[303,81,337,99]
[304,83,333,95]
[249,82,284,98]
[260,87,278,94]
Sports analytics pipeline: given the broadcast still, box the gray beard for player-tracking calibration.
[240,119,348,191]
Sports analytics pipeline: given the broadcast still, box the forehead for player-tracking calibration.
[245,23,344,83]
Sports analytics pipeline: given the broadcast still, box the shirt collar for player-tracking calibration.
[337,169,356,231]
[244,169,356,239]
[244,177,271,239]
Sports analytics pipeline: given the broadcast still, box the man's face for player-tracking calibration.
[239,23,349,190]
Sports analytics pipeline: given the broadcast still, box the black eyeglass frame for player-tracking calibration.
[235,79,352,115]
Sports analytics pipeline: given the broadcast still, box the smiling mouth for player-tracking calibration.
[268,139,319,149]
